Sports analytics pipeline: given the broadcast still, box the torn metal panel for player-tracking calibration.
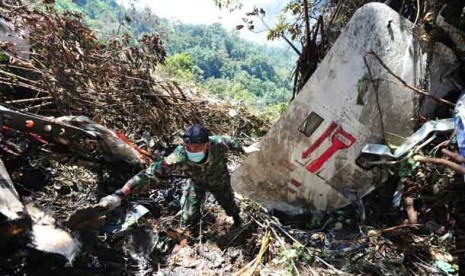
[103,204,150,238]
[362,118,455,158]
[232,3,428,213]
[27,203,80,262]
[0,164,79,260]
[421,8,465,118]
[0,18,29,60]
[57,115,143,167]
[0,159,27,220]
[0,105,97,145]
[436,6,465,53]
[0,105,144,167]
[0,158,31,243]
[420,44,461,119]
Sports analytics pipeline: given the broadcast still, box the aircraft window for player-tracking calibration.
[298,112,323,137]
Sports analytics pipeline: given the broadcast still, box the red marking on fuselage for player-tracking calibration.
[306,128,356,173]
[301,122,338,159]
[290,178,302,188]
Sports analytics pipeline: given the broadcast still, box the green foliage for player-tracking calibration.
[219,0,370,46]
[213,0,240,9]
[0,53,9,64]
[55,0,82,13]
[57,0,294,109]
[164,53,194,73]
[202,78,256,104]
[160,52,195,82]
[398,156,420,181]
[164,22,293,105]
[260,102,288,121]
[274,243,313,274]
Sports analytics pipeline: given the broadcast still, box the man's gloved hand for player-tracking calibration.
[242,142,261,154]
[68,193,122,229]
[95,194,122,212]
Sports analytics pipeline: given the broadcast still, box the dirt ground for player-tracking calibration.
[0,140,462,275]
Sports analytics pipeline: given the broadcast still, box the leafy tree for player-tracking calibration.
[160,52,195,82]
[165,53,194,73]
[55,0,82,13]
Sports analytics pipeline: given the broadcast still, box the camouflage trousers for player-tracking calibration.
[180,177,240,227]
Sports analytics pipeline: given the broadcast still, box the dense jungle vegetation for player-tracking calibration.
[55,0,295,115]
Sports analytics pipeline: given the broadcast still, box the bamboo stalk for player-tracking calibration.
[0,80,49,94]
[246,230,270,276]
[5,96,53,104]
[0,68,40,84]
[21,101,54,111]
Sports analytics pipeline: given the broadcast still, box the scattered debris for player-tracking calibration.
[1,1,465,275]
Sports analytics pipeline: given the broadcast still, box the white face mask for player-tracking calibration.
[186,151,206,162]
[186,144,207,163]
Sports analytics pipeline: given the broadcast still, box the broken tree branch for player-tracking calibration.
[303,0,311,46]
[366,51,455,107]
[21,102,54,111]
[270,226,303,276]
[271,222,343,274]
[0,80,49,94]
[415,153,465,174]
[0,68,40,84]
[5,96,53,104]
[412,0,421,28]
[363,55,386,143]
[281,34,301,55]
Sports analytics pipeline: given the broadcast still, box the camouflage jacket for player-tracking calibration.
[117,135,243,196]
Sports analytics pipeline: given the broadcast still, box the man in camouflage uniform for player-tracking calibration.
[97,124,247,227]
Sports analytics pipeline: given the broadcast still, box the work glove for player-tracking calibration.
[95,194,122,212]
[242,141,261,154]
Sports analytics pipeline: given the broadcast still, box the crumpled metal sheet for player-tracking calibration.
[0,18,29,60]
[0,158,29,222]
[362,118,455,158]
